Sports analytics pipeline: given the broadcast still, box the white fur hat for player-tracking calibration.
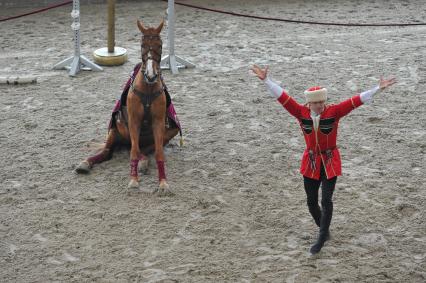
[304,86,328,103]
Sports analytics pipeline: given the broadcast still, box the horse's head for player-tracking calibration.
[137,20,164,85]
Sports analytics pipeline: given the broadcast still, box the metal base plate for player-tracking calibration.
[53,55,103,77]
[160,54,195,74]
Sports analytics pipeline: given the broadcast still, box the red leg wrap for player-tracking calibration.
[157,160,166,181]
[130,159,139,177]
[87,150,109,166]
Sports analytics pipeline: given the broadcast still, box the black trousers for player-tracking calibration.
[303,165,337,234]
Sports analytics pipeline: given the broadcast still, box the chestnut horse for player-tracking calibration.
[127,20,170,192]
[75,20,178,194]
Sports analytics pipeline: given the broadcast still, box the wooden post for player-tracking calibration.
[107,0,115,53]
[93,0,127,66]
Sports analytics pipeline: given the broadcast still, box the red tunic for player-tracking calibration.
[277,91,363,180]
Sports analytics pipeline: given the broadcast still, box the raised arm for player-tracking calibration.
[360,77,397,103]
[251,65,304,119]
[336,76,396,118]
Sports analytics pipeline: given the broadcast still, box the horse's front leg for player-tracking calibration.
[127,98,144,189]
[152,111,170,195]
[75,129,118,174]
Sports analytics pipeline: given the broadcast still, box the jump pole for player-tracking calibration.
[53,0,103,76]
[160,0,195,74]
[93,0,127,66]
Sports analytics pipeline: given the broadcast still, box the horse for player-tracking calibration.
[75,20,181,195]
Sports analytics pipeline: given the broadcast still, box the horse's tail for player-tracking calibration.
[179,129,184,147]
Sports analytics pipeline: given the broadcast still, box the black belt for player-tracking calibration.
[307,147,336,169]
[307,147,337,154]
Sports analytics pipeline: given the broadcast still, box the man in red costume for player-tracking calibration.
[252,65,396,255]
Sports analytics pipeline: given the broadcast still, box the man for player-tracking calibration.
[251,65,396,254]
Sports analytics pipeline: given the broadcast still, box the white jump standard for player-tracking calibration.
[53,0,103,76]
[160,0,195,74]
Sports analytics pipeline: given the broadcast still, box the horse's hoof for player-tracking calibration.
[138,158,149,175]
[128,179,139,189]
[154,180,173,196]
[74,161,91,174]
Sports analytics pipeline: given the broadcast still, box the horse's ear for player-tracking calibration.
[154,20,164,34]
[137,20,147,33]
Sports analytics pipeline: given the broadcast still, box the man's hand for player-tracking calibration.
[379,76,396,90]
[251,65,268,81]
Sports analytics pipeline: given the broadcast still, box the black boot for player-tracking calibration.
[307,202,322,227]
[310,205,333,255]
[325,230,331,241]
[310,231,328,255]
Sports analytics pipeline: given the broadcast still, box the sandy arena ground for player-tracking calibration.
[1,0,425,282]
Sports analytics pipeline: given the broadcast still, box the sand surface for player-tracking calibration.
[1,0,425,282]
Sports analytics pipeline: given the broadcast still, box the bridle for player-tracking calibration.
[140,34,162,85]
[129,33,164,110]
